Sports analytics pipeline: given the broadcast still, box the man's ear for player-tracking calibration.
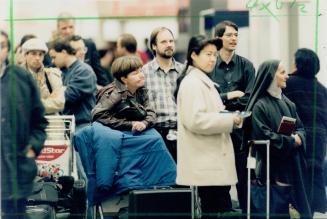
[122,47,128,55]
[151,44,156,53]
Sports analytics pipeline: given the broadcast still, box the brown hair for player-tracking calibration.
[119,33,137,53]
[111,56,143,82]
[214,20,238,37]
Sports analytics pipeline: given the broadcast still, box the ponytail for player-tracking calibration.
[174,62,190,100]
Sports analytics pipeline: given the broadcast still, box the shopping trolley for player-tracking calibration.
[36,115,77,179]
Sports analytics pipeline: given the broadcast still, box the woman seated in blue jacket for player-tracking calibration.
[75,55,176,205]
[92,55,155,132]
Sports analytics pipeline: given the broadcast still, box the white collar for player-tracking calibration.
[267,74,282,99]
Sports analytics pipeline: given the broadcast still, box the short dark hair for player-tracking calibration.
[111,56,143,83]
[19,34,36,47]
[49,37,75,55]
[119,34,137,53]
[149,27,174,56]
[186,35,222,67]
[295,48,320,78]
[1,30,10,51]
[214,20,238,37]
[174,35,222,98]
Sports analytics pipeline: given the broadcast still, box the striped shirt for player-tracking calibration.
[142,58,184,128]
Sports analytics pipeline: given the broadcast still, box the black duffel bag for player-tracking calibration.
[27,179,59,206]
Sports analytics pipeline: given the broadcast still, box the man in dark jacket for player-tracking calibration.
[284,48,327,214]
[210,20,255,213]
[1,31,48,219]
[49,37,96,185]
[49,37,96,130]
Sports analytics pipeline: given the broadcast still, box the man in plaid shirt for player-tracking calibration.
[142,27,184,162]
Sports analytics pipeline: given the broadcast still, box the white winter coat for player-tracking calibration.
[176,67,238,186]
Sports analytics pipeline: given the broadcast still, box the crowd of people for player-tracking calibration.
[1,12,327,219]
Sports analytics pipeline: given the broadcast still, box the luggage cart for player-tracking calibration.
[36,115,77,179]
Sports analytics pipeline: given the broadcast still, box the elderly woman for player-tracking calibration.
[245,60,312,218]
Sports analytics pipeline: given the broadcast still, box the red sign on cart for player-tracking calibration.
[37,145,68,161]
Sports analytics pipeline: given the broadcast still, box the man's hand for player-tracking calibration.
[132,121,146,132]
[227,90,245,100]
[26,144,36,158]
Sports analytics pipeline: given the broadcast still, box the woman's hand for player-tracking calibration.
[132,121,146,132]
[233,114,243,128]
[292,134,302,147]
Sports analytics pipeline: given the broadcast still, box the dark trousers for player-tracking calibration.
[154,127,177,163]
[198,186,232,219]
[231,130,248,214]
[235,151,248,214]
[1,198,27,219]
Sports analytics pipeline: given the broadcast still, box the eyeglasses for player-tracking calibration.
[223,33,238,38]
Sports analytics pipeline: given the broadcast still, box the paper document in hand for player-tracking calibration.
[219,111,252,118]
[239,111,252,118]
[277,116,296,135]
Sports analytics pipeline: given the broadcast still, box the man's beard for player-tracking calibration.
[157,49,174,59]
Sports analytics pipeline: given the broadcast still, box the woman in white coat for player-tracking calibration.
[175,35,242,218]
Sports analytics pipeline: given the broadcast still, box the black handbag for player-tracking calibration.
[114,98,147,121]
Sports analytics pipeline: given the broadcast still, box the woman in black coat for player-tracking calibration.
[284,48,327,213]
[244,60,312,218]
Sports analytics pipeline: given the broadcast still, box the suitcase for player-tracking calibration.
[96,193,130,219]
[128,188,192,219]
[247,140,292,219]
[94,187,201,219]
[25,204,56,219]
[246,140,270,219]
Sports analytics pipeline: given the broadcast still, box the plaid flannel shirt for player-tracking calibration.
[142,58,184,128]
